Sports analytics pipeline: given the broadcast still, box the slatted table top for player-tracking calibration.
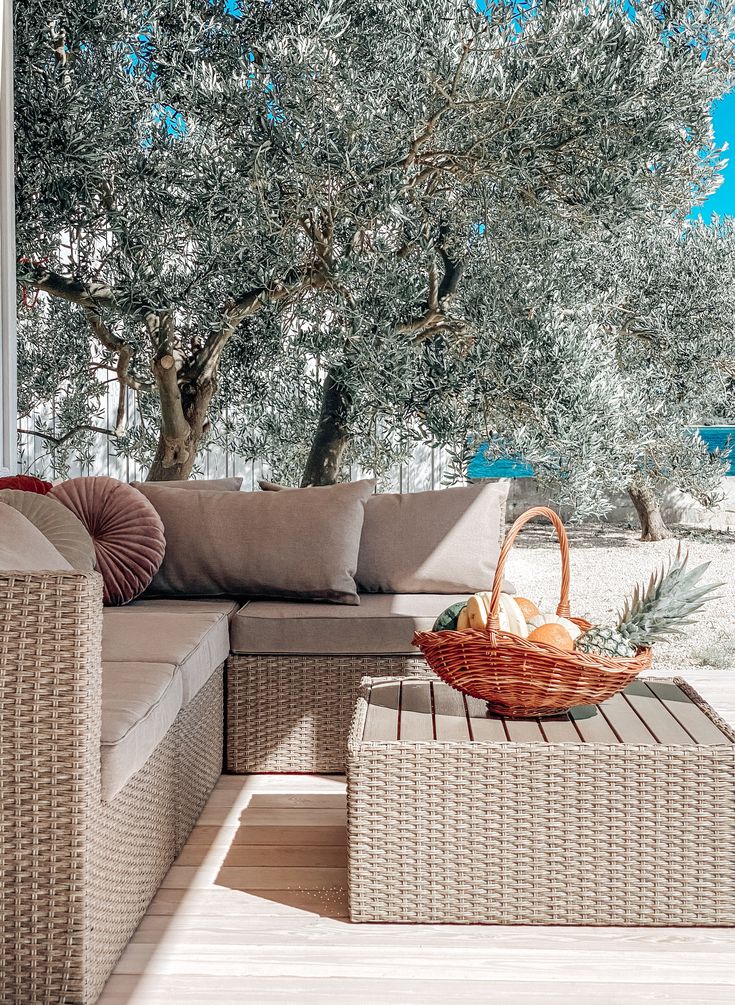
[359,677,735,746]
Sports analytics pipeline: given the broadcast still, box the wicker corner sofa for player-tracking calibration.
[1,567,460,1003]
[0,571,228,1004]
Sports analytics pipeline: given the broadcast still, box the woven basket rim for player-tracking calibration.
[412,625,653,675]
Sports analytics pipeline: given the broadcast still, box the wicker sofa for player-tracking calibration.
[0,571,232,1005]
[1,564,460,1003]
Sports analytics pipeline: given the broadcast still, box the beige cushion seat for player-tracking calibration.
[230,593,470,656]
[101,661,182,801]
[108,597,241,621]
[102,604,231,704]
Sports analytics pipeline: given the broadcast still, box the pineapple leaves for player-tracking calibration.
[616,544,724,645]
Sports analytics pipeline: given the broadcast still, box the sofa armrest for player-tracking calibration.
[0,570,103,1003]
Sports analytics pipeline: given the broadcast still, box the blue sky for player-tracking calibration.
[694,92,735,221]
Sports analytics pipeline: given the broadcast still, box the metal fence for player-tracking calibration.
[17,389,448,490]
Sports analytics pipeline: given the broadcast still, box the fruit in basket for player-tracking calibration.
[432,600,468,632]
[574,545,721,659]
[457,605,471,630]
[467,592,492,629]
[439,591,530,636]
[499,594,529,637]
[527,622,575,652]
[528,612,581,640]
[514,596,541,621]
[465,592,529,636]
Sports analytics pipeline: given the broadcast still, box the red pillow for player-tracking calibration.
[0,474,53,494]
[51,476,166,605]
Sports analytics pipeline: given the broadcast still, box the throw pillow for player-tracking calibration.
[0,489,96,570]
[51,477,166,605]
[0,502,72,571]
[0,474,53,494]
[355,482,510,593]
[258,480,512,594]
[131,476,243,492]
[137,478,375,603]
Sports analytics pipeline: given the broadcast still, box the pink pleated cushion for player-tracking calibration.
[51,476,165,605]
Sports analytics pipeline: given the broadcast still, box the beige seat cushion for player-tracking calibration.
[230,593,471,655]
[0,501,72,571]
[102,607,230,704]
[107,597,240,621]
[100,661,182,801]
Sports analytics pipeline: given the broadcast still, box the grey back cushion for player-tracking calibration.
[137,479,374,604]
[356,482,510,593]
[259,480,511,594]
[131,476,243,492]
[0,489,96,570]
[0,501,73,571]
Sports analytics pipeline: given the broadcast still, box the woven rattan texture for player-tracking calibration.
[347,678,735,926]
[1,571,102,1004]
[175,669,225,852]
[413,506,652,716]
[86,666,223,1002]
[226,654,431,773]
[0,569,224,1004]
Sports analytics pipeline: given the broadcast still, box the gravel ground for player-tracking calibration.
[505,523,735,677]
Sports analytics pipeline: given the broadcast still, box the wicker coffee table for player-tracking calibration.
[347,675,735,925]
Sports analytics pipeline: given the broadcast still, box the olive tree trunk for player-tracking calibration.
[628,482,671,542]
[146,356,216,481]
[301,369,352,486]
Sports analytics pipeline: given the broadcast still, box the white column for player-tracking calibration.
[0,0,16,474]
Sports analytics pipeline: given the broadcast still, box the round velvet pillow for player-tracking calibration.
[50,477,166,605]
[0,489,96,570]
[0,474,53,494]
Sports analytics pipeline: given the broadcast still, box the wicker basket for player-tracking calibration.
[412,505,652,717]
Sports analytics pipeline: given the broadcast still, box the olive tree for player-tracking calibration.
[15,0,735,481]
[606,218,735,539]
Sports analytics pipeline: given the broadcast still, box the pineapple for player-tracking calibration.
[574,546,721,659]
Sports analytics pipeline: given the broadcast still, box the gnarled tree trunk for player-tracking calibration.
[147,356,216,481]
[628,482,671,542]
[301,369,352,486]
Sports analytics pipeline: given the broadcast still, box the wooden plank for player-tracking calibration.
[362,681,400,741]
[645,680,734,746]
[432,682,471,741]
[464,695,507,741]
[99,976,735,1005]
[504,717,546,743]
[110,942,735,981]
[623,680,695,745]
[399,678,434,740]
[99,767,735,1003]
[537,713,579,743]
[220,845,347,868]
[569,706,619,744]
[164,865,346,892]
[597,691,657,744]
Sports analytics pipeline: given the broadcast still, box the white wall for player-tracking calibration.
[0,0,15,474]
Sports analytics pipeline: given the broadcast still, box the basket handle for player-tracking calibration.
[487,506,571,630]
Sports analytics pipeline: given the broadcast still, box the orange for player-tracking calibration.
[527,622,574,652]
[514,596,541,621]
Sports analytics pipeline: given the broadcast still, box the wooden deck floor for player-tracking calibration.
[99,671,735,1005]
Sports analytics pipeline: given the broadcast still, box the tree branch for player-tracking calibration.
[84,310,155,393]
[192,263,328,381]
[21,266,119,312]
[17,424,118,447]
